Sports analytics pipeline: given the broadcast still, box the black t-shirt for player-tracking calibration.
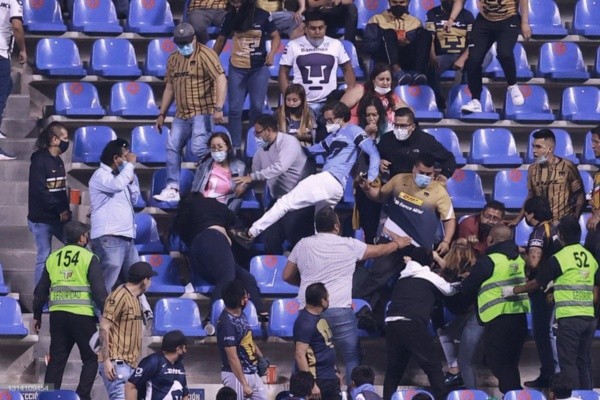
[526,221,560,279]
[128,352,189,400]
[173,194,235,246]
[293,309,337,380]
[426,6,474,56]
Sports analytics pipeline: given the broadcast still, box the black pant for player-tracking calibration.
[318,4,358,42]
[315,378,342,400]
[529,290,557,380]
[374,28,432,74]
[354,188,382,245]
[261,205,314,255]
[44,311,98,400]
[383,320,448,400]
[556,316,597,390]
[465,14,520,100]
[190,229,266,314]
[484,313,527,394]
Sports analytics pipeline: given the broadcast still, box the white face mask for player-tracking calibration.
[374,85,391,95]
[326,123,341,133]
[534,149,550,164]
[393,128,410,141]
[211,150,227,163]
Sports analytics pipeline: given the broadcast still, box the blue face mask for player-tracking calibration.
[415,173,432,188]
[177,43,194,56]
[255,136,269,149]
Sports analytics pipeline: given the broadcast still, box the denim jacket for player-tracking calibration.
[191,156,247,212]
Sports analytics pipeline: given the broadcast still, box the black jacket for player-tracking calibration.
[27,149,70,224]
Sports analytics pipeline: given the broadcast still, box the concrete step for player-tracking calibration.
[0,226,35,249]
[0,160,30,180]
[4,95,31,117]
[0,205,29,226]
[0,138,36,159]
[1,117,39,139]
[0,181,28,206]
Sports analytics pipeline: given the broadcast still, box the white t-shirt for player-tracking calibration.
[289,232,367,308]
[0,0,22,59]
[280,36,350,104]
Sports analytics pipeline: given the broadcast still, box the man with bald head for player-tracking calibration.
[459,224,530,394]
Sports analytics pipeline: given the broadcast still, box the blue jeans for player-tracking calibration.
[98,360,135,400]
[91,236,139,292]
[28,220,66,285]
[0,56,13,126]
[457,310,485,389]
[167,115,213,189]
[227,65,270,147]
[529,290,558,380]
[322,307,361,386]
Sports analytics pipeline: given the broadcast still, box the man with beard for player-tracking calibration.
[458,200,506,256]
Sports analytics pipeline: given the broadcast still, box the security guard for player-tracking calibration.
[460,223,530,394]
[512,216,600,390]
[33,220,107,400]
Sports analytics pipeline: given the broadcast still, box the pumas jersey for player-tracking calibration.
[0,0,22,59]
[480,0,519,21]
[129,352,189,400]
[280,36,350,104]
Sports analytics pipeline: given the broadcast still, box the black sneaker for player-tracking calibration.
[394,70,412,86]
[229,228,255,249]
[412,73,428,85]
[524,378,550,388]
[444,372,463,386]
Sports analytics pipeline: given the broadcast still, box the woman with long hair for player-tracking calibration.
[276,83,315,146]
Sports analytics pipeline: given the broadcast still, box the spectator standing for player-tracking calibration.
[513,216,599,390]
[294,283,339,400]
[447,0,530,113]
[306,0,357,43]
[154,22,227,203]
[279,10,355,115]
[33,221,107,400]
[187,0,228,44]
[98,262,158,400]
[213,0,280,148]
[276,84,316,146]
[257,0,306,39]
[125,330,190,400]
[28,122,71,284]
[283,207,412,386]
[217,280,269,400]
[457,200,506,256]
[584,125,600,260]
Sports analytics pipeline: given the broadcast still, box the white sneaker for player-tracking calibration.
[508,84,524,106]
[461,99,482,114]
[184,282,195,293]
[153,187,180,202]
[0,148,16,160]
[0,131,7,139]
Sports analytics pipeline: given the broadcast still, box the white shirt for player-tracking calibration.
[280,36,350,104]
[0,0,21,59]
[288,232,367,308]
[89,163,140,239]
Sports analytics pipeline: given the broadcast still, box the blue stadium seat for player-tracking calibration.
[504,85,555,123]
[266,39,288,79]
[126,0,175,34]
[23,0,66,33]
[391,389,434,400]
[246,127,258,160]
[72,126,117,163]
[446,169,486,209]
[408,0,441,25]
[356,0,388,31]
[447,84,500,121]
[144,38,176,77]
[149,168,195,209]
[0,263,9,295]
[269,298,301,338]
[135,214,166,254]
[35,39,85,77]
[515,218,534,247]
[561,86,600,123]
[335,178,355,210]
[131,125,168,163]
[351,299,378,337]
[580,213,590,245]
[493,170,529,209]
[581,131,600,165]
[463,0,479,18]
[595,47,600,78]
[211,299,261,337]
[524,129,579,164]
[447,390,489,400]
[250,255,298,296]
[395,85,443,121]
[90,39,142,78]
[140,254,184,294]
[39,390,80,400]
[580,170,593,198]
[423,127,467,165]
[537,42,590,80]
[0,391,23,400]
[469,128,523,166]
[337,41,364,80]
[153,298,207,337]
[0,296,28,336]
[167,232,190,254]
[109,82,159,118]
[241,189,262,211]
[192,274,215,295]
[503,390,547,400]
[207,39,232,75]
[484,43,533,80]
[572,0,600,37]
[571,391,600,400]
[55,82,105,117]
[528,0,568,37]
[133,194,147,210]
[70,0,123,34]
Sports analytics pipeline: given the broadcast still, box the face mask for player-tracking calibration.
[118,161,127,172]
[534,150,549,164]
[58,139,69,154]
[307,37,324,48]
[177,43,194,56]
[374,85,391,95]
[255,136,269,149]
[389,5,407,18]
[211,150,227,163]
[287,105,302,113]
[415,173,431,188]
[393,128,410,141]
[326,123,341,133]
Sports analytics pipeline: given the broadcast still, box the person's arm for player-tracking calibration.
[361,238,411,260]
[11,18,26,64]
[514,257,560,295]
[212,35,228,55]
[358,135,381,182]
[124,382,138,400]
[225,346,254,397]
[443,0,465,31]
[527,247,543,270]
[100,316,116,381]
[427,134,457,179]
[460,257,493,296]
[341,61,356,89]
[357,175,395,203]
[509,190,534,227]
[128,173,141,206]
[512,279,540,295]
[156,81,174,131]
[436,218,456,255]
[279,65,291,95]
[265,30,280,66]
[214,73,227,124]
[519,0,531,40]
[32,269,51,333]
[340,85,365,110]
[88,256,108,313]
[283,260,301,286]
[93,164,135,194]
[294,341,310,371]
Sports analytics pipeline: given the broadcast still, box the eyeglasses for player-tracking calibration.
[393,123,413,129]
[254,128,265,137]
[481,213,502,223]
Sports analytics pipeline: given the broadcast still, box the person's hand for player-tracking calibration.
[155,114,165,131]
[403,255,412,264]
[103,359,116,381]
[364,122,378,137]
[242,384,254,397]
[443,18,454,33]
[33,319,41,334]
[501,286,516,298]
[587,215,600,232]
[453,57,465,70]
[234,184,247,197]
[397,37,410,46]
[380,159,391,174]
[436,240,450,256]
[59,210,70,222]
[293,10,304,23]
[309,383,321,400]
[356,173,371,192]
[393,236,412,250]
[18,50,27,65]
[466,235,479,244]
[265,52,275,66]
[125,152,137,164]
[233,175,253,186]
[213,110,224,124]
[521,22,532,41]
[435,174,448,184]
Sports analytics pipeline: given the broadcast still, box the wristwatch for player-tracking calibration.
[214,106,223,112]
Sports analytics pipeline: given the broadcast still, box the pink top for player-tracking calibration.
[202,163,232,204]
[349,85,401,125]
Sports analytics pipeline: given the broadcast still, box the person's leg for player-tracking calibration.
[227,65,248,148]
[457,310,484,389]
[383,322,411,400]
[121,239,139,283]
[493,15,520,87]
[315,378,342,400]
[111,0,129,18]
[575,318,597,389]
[28,221,54,285]
[282,206,315,248]
[44,312,75,390]
[529,291,557,384]
[322,308,361,386]
[91,236,128,292]
[438,315,464,375]
[0,56,14,128]
[246,66,270,127]
[166,117,192,190]
[188,9,215,44]
[210,10,228,31]
[465,15,496,101]
[248,373,268,400]
[234,264,267,314]
[72,314,99,400]
[354,189,381,244]
[402,29,433,74]
[190,114,213,162]
[342,3,358,43]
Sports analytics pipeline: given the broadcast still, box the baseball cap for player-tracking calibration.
[128,261,158,283]
[173,22,195,45]
[162,330,191,352]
